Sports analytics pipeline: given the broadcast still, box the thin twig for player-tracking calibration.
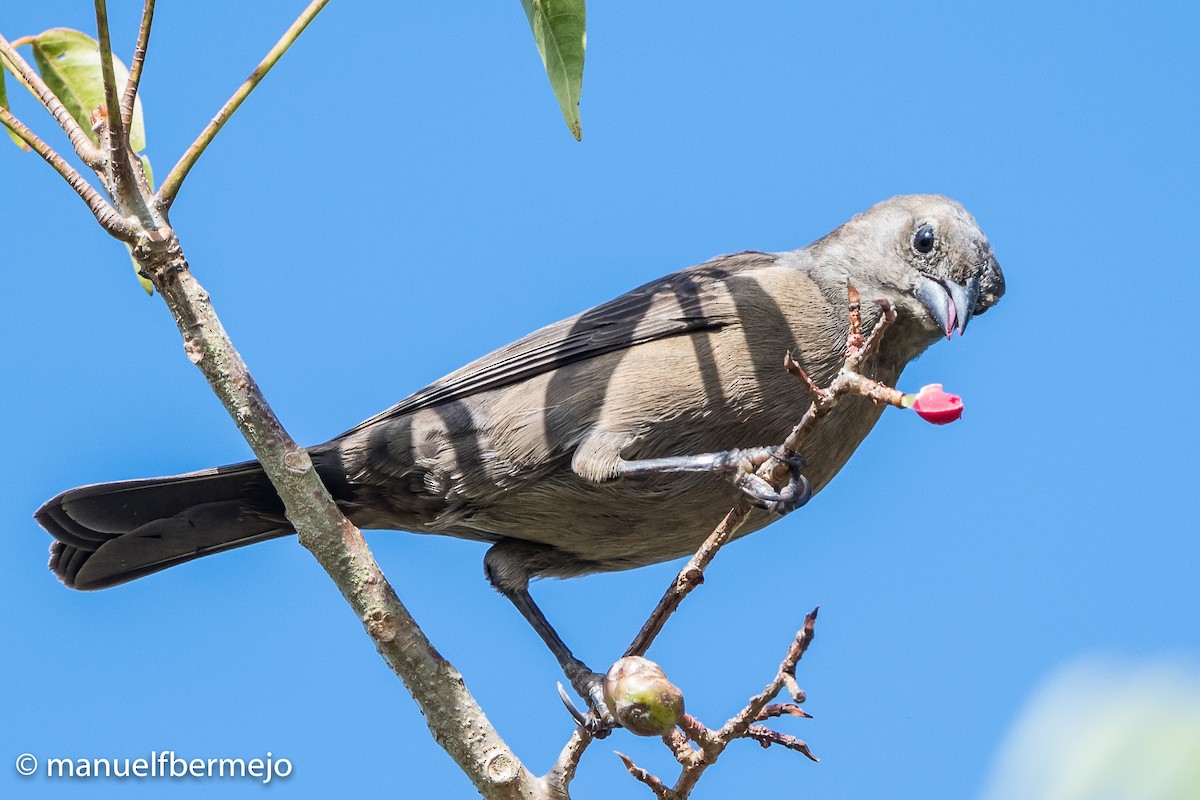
[678,713,720,755]
[121,0,156,132]
[717,609,818,743]
[0,35,103,167]
[616,753,671,800]
[754,703,811,721]
[626,287,904,658]
[858,299,896,365]
[783,349,824,398]
[782,672,805,704]
[741,726,818,761]
[624,501,753,657]
[847,284,863,350]
[93,0,128,152]
[0,105,135,241]
[664,728,699,765]
[543,729,592,800]
[92,0,155,231]
[155,0,330,210]
[614,287,913,795]
[775,295,902,460]
[648,610,819,798]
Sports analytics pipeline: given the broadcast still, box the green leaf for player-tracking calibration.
[140,153,154,190]
[29,28,146,153]
[0,64,29,150]
[519,0,586,141]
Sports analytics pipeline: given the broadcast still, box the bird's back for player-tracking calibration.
[324,249,903,576]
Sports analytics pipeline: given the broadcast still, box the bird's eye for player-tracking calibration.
[913,224,936,254]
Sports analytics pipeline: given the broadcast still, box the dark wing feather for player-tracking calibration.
[335,252,772,437]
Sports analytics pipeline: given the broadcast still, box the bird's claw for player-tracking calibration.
[558,674,618,738]
[614,445,812,515]
[731,447,812,514]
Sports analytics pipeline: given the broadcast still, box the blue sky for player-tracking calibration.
[2,2,1198,798]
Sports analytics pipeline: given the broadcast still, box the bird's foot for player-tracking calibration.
[728,446,812,514]
[558,670,618,738]
[615,446,812,515]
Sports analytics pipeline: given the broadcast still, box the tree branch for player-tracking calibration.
[155,0,329,211]
[617,752,671,799]
[625,287,906,658]
[716,610,818,746]
[740,726,818,759]
[91,0,155,232]
[618,610,820,799]
[623,502,750,658]
[130,231,539,798]
[92,0,127,153]
[609,289,922,796]
[556,292,892,791]
[120,0,155,133]
[5,6,542,793]
[0,34,103,167]
[0,105,135,241]
[543,729,593,799]
[9,5,866,795]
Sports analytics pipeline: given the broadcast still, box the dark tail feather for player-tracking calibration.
[36,461,294,590]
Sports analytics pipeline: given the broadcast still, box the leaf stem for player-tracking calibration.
[92,0,128,150]
[155,0,330,210]
[121,0,156,132]
[91,0,154,231]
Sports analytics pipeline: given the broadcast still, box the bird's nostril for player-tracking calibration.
[972,255,1005,315]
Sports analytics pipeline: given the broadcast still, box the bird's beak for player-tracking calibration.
[971,252,1005,317]
[916,273,981,339]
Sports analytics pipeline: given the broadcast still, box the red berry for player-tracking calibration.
[909,383,963,425]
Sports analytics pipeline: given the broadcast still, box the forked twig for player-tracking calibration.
[625,285,905,659]
[609,286,922,797]
[742,726,819,760]
[6,5,540,797]
[619,609,821,798]
[92,0,156,230]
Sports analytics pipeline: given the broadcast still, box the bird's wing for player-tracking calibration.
[335,251,773,437]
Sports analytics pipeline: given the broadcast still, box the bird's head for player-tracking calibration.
[821,194,1006,343]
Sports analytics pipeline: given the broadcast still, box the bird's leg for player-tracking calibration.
[615,446,811,514]
[496,583,617,735]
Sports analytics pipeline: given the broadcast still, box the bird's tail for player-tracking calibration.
[36,461,295,590]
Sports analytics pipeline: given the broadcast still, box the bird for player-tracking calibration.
[36,194,1004,718]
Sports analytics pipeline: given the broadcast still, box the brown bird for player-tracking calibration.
[36,194,1004,718]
